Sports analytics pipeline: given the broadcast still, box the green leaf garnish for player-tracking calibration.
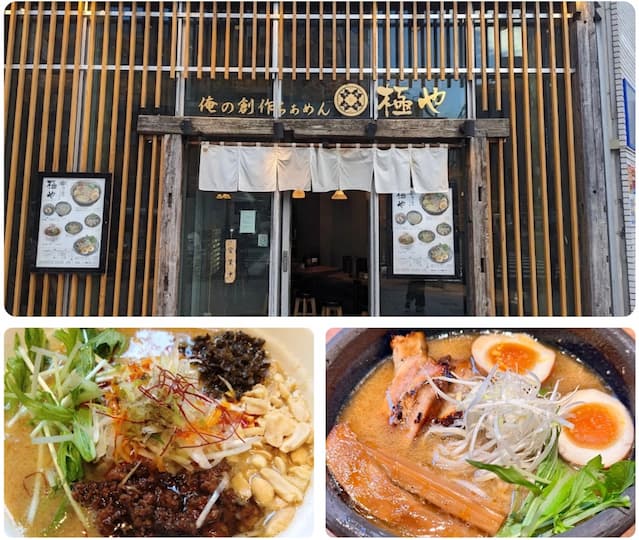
[467,460,543,495]
[470,441,635,537]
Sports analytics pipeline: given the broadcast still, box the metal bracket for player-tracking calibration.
[365,122,377,139]
[460,120,476,137]
[273,122,285,141]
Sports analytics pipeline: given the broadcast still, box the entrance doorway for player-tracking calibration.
[178,142,466,316]
[179,145,274,315]
[289,192,370,316]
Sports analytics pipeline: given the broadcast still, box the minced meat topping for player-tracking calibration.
[181,331,270,398]
[72,462,261,537]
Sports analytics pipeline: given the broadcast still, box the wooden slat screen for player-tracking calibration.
[5,2,581,316]
[5,2,167,316]
[485,2,581,316]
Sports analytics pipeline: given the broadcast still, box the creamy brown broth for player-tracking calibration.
[336,333,609,537]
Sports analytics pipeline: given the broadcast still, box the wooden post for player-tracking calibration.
[571,3,612,315]
[155,134,183,315]
[467,136,495,315]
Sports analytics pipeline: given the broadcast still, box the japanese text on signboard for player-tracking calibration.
[196,82,447,118]
[198,96,331,117]
[377,85,447,117]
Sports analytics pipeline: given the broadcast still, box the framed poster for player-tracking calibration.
[391,189,456,277]
[29,172,112,273]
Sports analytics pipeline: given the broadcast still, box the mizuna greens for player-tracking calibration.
[470,434,634,536]
[4,328,127,531]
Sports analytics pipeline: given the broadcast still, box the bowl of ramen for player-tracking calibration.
[55,201,72,217]
[326,328,635,538]
[73,236,98,256]
[406,211,423,225]
[395,213,407,225]
[84,213,101,227]
[5,328,314,537]
[436,222,452,236]
[428,243,451,263]
[420,193,449,215]
[398,233,414,246]
[65,221,83,235]
[42,203,55,216]
[418,230,435,243]
[43,224,61,237]
[71,181,101,206]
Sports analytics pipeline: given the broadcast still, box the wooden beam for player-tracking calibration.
[467,136,495,315]
[137,116,510,139]
[154,134,183,316]
[571,3,612,315]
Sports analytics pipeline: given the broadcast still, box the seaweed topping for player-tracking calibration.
[182,331,270,398]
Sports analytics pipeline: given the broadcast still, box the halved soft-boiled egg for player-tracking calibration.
[471,333,556,382]
[558,389,634,467]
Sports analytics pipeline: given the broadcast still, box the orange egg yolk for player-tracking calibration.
[564,403,619,449]
[488,342,538,373]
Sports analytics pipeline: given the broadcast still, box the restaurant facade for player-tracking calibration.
[4,1,635,316]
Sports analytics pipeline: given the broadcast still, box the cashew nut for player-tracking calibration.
[264,507,297,536]
[251,475,275,507]
[279,422,312,453]
[273,455,288,475]
[243,384,268,399]
[289,446,310,465]
[288,397,310,423]
[230,472,252,500]
[259,467,304,503]
[263,412,296,448]
[248,453,269,469]
[242,396,270,415]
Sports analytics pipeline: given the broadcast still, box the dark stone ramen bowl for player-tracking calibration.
[326,328,635,537]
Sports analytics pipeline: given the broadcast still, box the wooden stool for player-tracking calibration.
[321,301,343,316]
[293,293,317,316]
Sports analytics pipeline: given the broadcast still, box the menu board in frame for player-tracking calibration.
[29,172,112,273]
[391,189,457,277]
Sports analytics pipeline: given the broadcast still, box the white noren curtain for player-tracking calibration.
[198,143,240,191]
[198,143,449,194]
[410,146,448,193]
[276,145,313,191]
[374,146,411,193]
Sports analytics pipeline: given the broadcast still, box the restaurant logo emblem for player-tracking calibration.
[334,83,369,117]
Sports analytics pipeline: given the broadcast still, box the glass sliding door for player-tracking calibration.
[179,146,273,315]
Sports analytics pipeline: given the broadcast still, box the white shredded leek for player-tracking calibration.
[453,478,489,499]
[44,468,57,488]
[85,358,110,380]
[17,346,58,403]
[42,424,91,531]
[7,405,28,428]
[428,367,574,478]
[31,434,75,445]
[204,439,258,461]
[26,444,45,525]
[31,353,43,397]
[196,473,229,529]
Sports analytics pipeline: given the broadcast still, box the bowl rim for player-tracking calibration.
[326,328,635,538]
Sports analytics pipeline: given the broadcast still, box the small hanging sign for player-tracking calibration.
[224,239,237,284]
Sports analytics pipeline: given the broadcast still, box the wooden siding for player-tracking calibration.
[5,2,166,316]
[5,2,583,316]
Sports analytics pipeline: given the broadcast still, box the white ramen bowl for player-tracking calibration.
[4,327,314,538]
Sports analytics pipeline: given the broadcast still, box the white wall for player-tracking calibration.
[609,2,636,311]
